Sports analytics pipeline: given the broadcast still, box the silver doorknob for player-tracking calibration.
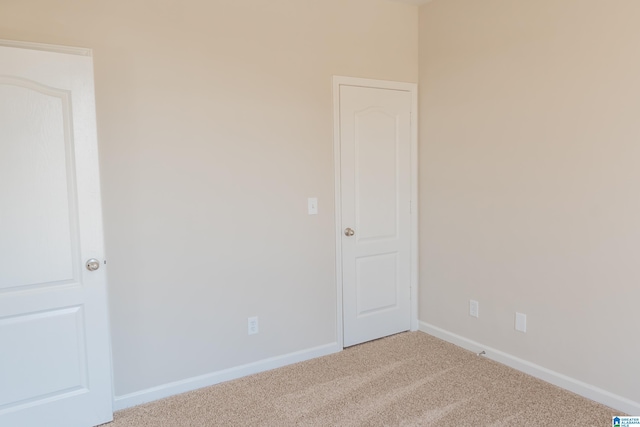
[344,228,355,237]
[86,259,100,271]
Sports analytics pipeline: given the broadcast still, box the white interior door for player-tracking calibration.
[0,42,113,427]
[336,79,415,347]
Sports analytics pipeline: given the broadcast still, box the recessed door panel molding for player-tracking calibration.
[334,76,418,348]
[0,306,88,410]
[0,41,113,427]
[354,108,399,243]
[0,78,79,291]
[356,252,399,316]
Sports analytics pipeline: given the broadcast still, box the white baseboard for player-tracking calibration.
[113,342,341,410]
[419,321,640,415]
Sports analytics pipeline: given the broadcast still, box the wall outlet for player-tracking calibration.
[248,316,259,335]
[515,312,527,333]
[469,300,479,318]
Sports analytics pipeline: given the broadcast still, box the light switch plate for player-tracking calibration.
[308,197,318,215]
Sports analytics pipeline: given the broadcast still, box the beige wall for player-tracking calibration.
[419,0,640,405]
[6,0,637,411]
[0,0,418,396]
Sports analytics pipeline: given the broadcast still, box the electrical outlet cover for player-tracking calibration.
[515,312,527,332]
[469,300,479,318]
[248,316,259,335]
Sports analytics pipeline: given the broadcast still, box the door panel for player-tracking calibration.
[355,108,398,241]
[356,253,398,315]
[0,43,113,427]
[339,84,412,347]
[0,306,88,408]
[0,80,77,290]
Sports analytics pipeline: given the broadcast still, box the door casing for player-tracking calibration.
[332,76,418,348]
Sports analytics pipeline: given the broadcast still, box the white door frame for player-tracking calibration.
[0,39,93,56]
[333,76,418,348]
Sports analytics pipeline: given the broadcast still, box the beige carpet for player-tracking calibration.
[107,332,619,426]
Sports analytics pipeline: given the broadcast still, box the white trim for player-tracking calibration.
[332,80,345,349]
[409,83,419,332]
[113,342,341,410]
[333,76,418,93]
[0,39,92,56]
[419,322,640,415]
[332,76,419,347]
